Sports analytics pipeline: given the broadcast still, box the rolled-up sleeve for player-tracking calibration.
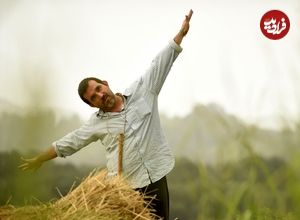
[53,116,99,157]
[142,39,183,95]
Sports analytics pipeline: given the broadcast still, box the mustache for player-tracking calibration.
[102,94,108,102]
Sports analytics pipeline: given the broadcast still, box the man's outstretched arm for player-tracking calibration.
[174,9,193,45]
[18,146,57,171]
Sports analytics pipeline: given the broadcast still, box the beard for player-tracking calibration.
[101,94,116,111]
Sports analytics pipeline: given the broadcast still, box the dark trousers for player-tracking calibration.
[136,176,169,220]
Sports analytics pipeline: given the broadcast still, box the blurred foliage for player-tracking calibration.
[1,151,300,219]
[1,106,300,219]
[0,151,94,206]
[0,110,82,154]
[161,104,300,165]
[168,155,300,220]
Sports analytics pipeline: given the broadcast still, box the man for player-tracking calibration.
[19,9,193,219]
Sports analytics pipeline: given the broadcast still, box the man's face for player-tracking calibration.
[83,80,116,111]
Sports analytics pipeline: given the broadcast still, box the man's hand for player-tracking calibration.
[18,146,57,171]
[18,157,43,171]
[174,9,193,45]
[180,9,193,37]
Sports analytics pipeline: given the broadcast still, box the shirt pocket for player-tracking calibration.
[101,116,125,149]
[126,98,151,131]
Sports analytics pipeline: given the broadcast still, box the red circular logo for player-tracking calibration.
[260,10,290,40]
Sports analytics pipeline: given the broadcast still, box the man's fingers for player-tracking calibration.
[21,167,28,171]
[18,163,28,169]
[18,164,28,171]
[19,157,30,170]
[19,157,39,171]
[20,157,29,162]
[187,9,193,21]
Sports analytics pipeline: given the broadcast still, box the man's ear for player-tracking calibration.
[102,80,109,86]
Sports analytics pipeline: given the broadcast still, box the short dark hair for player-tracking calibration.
[78,77,103,105]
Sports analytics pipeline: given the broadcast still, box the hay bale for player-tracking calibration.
[0,169,158,220]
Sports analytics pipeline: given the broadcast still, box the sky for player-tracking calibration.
[0,0,299,129]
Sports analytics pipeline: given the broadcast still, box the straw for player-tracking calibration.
[0,169,159,220]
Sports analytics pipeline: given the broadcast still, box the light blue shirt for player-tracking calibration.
[53,40,183,188]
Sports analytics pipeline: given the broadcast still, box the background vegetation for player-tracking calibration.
[0,107,299,219]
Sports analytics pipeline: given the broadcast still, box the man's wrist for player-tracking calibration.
[179,29,186,37]
[35,156,44,163]
[170,39,183,52]
[173,31,184,46]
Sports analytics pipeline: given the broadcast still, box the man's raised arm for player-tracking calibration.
[174,9,193,45]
